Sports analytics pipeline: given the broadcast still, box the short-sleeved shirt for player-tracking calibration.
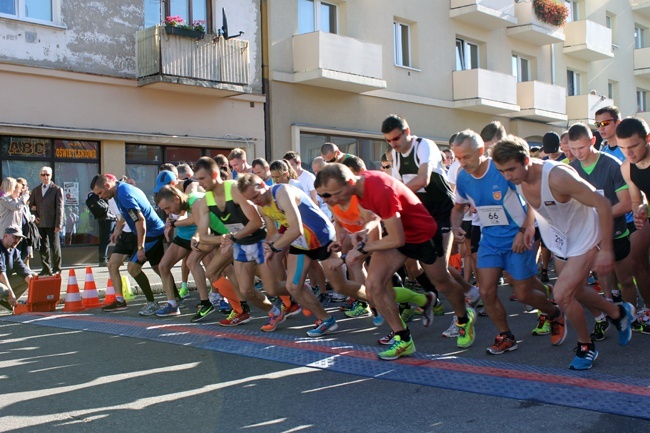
[0,243,30,278]
[298,170,316,197]
[600,141,625,162]
[357,170,436,244]
[570,152,629,239]
[114,182,165,237]
[455,159,528,251]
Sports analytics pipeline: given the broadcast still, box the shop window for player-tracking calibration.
[299,131,386,171]
[165,146,202,164]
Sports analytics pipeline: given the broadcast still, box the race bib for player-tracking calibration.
[291,235,309,250]
[477,206,508,226]
[550,225,568,257]
[401,173,426,193]
[225,223,245,233]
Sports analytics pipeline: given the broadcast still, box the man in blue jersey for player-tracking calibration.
[91,174,165,312]
[595,106,625,162]
[451,130,565,355]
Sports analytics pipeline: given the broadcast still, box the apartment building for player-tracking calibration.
[0,0,263,260]
[266,0,650,166]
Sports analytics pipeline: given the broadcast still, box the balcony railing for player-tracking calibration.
[507,2,564,45]
[449,0,517,31]
[566,94,614,124]
[136,26,251,95]
[453,68,519,114]
[513,81,567,122]
[563,20,613,61]
[631,1,650,18]
[634,47,650,79]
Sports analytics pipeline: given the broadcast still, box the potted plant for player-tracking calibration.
[533,0,569,27]
[164,16,205,40]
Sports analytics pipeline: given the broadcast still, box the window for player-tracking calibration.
[638,89,648,113]
[456,38,479,71]
[298,0,337,34]
[394,21,411,67]
[512,54,530,83]
[565,1,578,22]
[567,70,581,96]
[606,13,617,44]
[636,26,645,49]
[299,132,386,171]
[0,0,55,23]
[145,0,209,32]
[608,81,616,100]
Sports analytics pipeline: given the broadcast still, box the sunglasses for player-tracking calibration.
[40,173,51,176]
[594,119,615,128]
[381,164,392,169]
[326,156,337,163]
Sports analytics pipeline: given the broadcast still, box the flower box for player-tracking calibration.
[164,25,204,40]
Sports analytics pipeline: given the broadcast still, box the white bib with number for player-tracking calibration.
[550,225,568,257]
[225,223,245,233]
[477,206,508,226]
[401,173,426,193]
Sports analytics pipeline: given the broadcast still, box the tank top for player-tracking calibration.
[205,180,266,244]
[523,161,600,258]
[630,163,650,198]
[175,192,204,240]
[332,195,364,233]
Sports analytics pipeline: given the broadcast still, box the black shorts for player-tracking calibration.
[397,229,444,265]
[112,232,137,256]
[470,225,481,254]
[535,227,542,243]
[131,235,165,266]
[172,236,192,251]
[289,242,333,262]
[628,221,637,235]
[614,235,631,262]
[461,221,472,239]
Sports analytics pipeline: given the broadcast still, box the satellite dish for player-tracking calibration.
[218,8,244,40]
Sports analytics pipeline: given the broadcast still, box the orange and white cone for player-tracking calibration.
[103,278,116,306]
[63,269,86,312]
[82,267,103,309]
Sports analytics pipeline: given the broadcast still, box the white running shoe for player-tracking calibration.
[139,301,159,316]
[465,286,481,308]
[442,315,459,338]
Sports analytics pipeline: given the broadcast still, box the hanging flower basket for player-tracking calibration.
[533,0,569,27]
[164,25,205,40]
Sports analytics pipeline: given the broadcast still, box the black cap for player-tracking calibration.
[542,132,560,154]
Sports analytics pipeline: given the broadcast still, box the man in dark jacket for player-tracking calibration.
[86,191,116,267]
[0,227,35,311]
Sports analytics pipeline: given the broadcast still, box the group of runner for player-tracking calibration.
[92,108,650,370]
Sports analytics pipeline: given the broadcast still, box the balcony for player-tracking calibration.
[566,94,614,124]
[634,47,650,79]
[506,2,564,45]
[511,81,567,122]
[453,68,519,114]
[289,31,386,93]
[136,26,251,96]
[449,0,517,31]
[631,1,650,18]
[563,20,613,62]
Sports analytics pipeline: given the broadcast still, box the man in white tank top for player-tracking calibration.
[492,135,635,371]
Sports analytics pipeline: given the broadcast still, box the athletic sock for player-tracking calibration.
[241,301,250,313]
[395,327,411,342]
[181,282,188,289]
[416,272,439,297]
[594,312,606,322]
[457,314,469,325]
[133,272,155,302]
[167,299,177,308]
[201,299,211,308]
[500,330,515,340]
[270,305,281,316]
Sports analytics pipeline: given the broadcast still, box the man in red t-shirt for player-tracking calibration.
[315,164,476,360]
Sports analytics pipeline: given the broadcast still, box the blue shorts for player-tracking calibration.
[477,242,537,281]
[233,241,265,264]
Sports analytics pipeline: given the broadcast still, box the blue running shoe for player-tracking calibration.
[614,302,635,346]
[219,299,232,314]
[155,303,180,317]
[306,316,338,337]
[569,343,598,370]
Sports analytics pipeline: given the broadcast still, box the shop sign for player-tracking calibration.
[64,182,79,206]
[54,140,99,159]
[3,137,51,157]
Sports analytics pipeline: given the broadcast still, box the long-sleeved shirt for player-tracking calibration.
[0,242,31,279]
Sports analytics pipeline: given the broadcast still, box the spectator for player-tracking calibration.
[0,227,35,311]
[0,177,28,238]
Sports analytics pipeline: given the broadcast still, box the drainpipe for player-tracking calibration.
[261,0,272,162]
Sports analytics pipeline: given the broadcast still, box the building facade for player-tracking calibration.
[0,0,264,256]
[266,0,650,166]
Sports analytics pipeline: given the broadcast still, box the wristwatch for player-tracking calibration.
[138,246,145,251]
[229,233,238,243]
[269,242,282,253]
[170,219,176,228]
[356,241,368,255]
[518,227,526,234]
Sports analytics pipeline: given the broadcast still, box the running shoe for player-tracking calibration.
[421,292,435,328]
[433,298,445,316]
[219,299,232,314]
[550,312,568,346]
[531,312,551,336]
[339,298,356,311]
[612,302,635,346]
[377,335,416,361]
[139,301,159,316]
[569,343,598,370]
[457,308,476,348]
[465,285,481,308]
[590,319,609,341]
[486,334,518,355]
[306,316,338,337]
[261,308,286,332]
[102,299,128,312]
[588,274,597,285]
[400,306,416,323]
[344,301,371,318]
[330,292,348,303]
[284,302,302,318]
[178,286,190,299]
[611,290,622,304]
[155,303,180,317]
[378,331,395,345]
[209,292,222,307]
[371,308,385,327]
[442,315,459,338]
[219,310,251,327]
[191,303,215,323]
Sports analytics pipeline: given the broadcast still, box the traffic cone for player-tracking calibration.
[122,275,135,300]
[63,269,86,312]
[103,278,116,306]
[82,267,103,309]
